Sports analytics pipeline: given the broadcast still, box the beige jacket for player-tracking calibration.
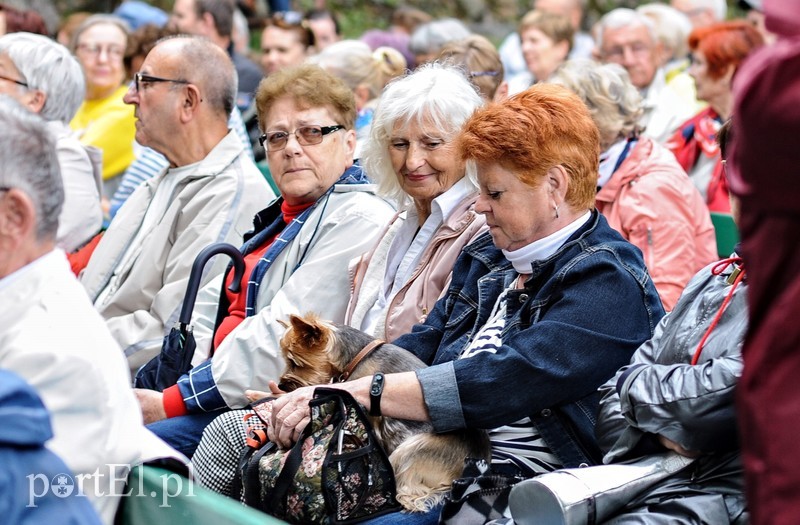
[179,182,396,411]
[80,131,275,375]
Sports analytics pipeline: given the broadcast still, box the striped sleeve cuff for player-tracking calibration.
[176,360,228,413]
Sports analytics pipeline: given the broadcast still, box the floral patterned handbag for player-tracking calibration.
[238,387,401,524]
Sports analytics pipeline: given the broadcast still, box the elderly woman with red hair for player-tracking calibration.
[667,21,763,212]
[264,84,664,523]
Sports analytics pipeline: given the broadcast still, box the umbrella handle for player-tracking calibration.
[180,243,246,326]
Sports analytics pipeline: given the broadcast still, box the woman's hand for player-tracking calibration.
[266,384,316,448]
[658,435,701,458]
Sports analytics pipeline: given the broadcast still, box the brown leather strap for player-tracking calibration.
[337,339,385,382]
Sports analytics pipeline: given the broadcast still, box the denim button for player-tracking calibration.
[519,293,529,303]
[541,408,551,417]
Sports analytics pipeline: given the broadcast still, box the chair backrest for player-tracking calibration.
[119,465,284,525]
[256,160,280,196]
[710,212,739,258]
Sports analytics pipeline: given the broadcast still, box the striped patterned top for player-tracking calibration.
[460,281,563,476]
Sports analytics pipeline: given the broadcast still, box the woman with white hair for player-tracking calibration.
[347,63,487,341]
[0,32,102,251]
[551,59,717,310]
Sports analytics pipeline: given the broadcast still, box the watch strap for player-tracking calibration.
[369,372,385,417]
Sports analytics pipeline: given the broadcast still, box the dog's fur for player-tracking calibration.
[278,313,491,512]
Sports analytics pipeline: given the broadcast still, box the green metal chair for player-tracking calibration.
[256,160,280,196]
[119,465,285,524]
[710,212,739,258]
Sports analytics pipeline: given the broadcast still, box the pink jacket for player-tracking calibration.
[596,137,717,311]
[346,193,488,341]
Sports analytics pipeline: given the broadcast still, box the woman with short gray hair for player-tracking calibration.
[0,32,102,251]
[551,59,716,310]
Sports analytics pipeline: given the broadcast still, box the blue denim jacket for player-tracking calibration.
[393,211,665,468]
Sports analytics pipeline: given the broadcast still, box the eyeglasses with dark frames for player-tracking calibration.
[259,125,346,152]
[0,73,28,88]
[132,72,191,93]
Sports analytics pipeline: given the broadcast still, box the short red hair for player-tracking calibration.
[456,84,599,211]
[689,20,764,80]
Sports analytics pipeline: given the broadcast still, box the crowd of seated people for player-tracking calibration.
[0,1,783,523]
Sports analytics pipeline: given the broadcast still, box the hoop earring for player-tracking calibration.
[554,205,560,219]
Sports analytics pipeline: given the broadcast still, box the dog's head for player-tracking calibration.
[277,313,339,391]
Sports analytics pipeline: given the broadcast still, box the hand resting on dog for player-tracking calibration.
[257,373,429,449]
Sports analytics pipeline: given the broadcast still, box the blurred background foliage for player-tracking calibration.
[46,0,745,43]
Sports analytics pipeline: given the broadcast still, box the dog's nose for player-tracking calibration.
[278,381,295,392]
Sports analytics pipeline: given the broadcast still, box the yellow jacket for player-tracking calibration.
[70,85,136,181]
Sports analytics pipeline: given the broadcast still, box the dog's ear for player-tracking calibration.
[290,314,327,348]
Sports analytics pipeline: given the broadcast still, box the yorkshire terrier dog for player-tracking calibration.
[277,313,491,513]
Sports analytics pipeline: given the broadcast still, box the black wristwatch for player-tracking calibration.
[369,372,385,417]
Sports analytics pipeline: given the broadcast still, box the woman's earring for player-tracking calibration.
[554,205,560,219]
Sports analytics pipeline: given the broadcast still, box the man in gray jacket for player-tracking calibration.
[79,36,275,376]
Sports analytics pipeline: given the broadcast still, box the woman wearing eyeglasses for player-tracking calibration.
[69,14,136,198]
[138,64,395,458]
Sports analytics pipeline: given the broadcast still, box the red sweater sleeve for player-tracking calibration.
[163,384,187,418]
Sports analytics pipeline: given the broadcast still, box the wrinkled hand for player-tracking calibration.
[266,383,315,449]
[658,435,701,458]
[134,388,166,424]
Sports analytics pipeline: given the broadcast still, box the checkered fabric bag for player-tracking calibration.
[438,458,526,524]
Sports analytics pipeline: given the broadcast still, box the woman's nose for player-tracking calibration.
[405,143,426,171]
[474,193,490,214]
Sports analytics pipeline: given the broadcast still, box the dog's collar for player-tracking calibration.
[336,339,386,382]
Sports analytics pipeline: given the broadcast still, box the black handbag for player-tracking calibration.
[235,387,401,524]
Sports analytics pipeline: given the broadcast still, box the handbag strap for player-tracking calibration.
[267,390,343,513]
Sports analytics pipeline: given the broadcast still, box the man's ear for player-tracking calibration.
[24,89,47,114]
[652,41,668,69]
[0,189,37,241]
[179,84,203,122]
[200,12,217,37]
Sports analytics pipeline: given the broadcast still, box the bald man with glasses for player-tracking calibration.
[79,36,275,378]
